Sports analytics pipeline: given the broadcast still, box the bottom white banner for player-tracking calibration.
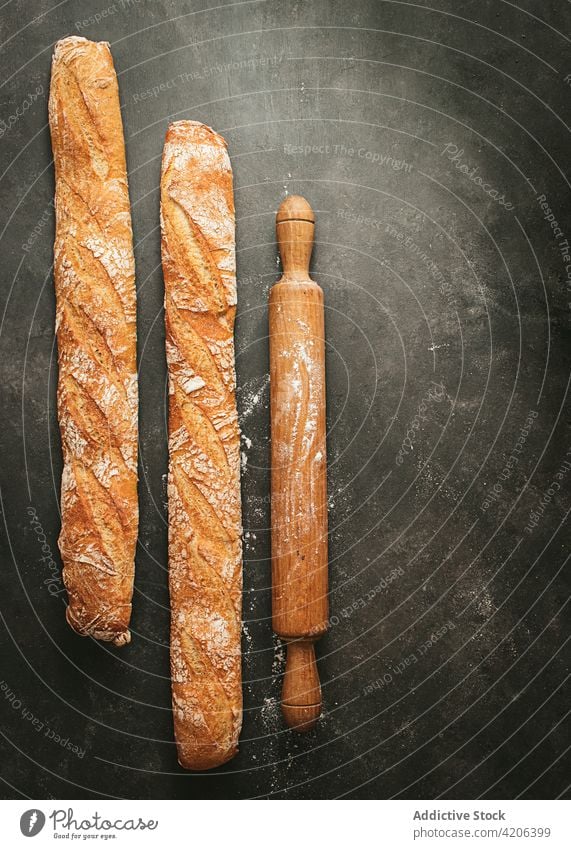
[1,799,568,848]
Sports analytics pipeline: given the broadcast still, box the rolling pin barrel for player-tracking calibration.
[270,195,329,731]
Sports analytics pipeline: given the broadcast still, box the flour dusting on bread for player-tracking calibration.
[49,36,138,646]
[161,121,243,770]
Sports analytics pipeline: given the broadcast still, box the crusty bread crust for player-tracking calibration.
[49,37,138,647]
[161,121,242,770]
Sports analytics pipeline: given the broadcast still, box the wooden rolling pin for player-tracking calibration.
[270,195,329,732]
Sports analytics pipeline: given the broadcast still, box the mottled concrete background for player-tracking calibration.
[0,0,569,799]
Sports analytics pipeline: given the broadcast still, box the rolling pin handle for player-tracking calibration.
[281,639,322,732]
[276,195,315,280]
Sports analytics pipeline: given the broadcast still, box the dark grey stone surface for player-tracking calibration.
[0,0,569,799]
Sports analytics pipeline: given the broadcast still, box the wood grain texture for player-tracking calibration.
[161,121,242,770]
[270,282,328,638]
[270,196,328,729]
[48,36,138,647]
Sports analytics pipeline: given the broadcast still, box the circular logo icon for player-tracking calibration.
[20,810,45,837]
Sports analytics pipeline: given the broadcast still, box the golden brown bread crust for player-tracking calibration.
[49,37,138,647]
[161,121,242,770]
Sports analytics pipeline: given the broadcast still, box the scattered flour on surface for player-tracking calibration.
[272,635,286,675]
[237,374,269,419]
[261,696,280,732]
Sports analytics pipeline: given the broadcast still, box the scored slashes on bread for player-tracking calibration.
[161,122,243,770]
[49,37,138,646]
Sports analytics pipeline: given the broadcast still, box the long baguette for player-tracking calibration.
[48,36,138,646]
[161,121,243,770]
